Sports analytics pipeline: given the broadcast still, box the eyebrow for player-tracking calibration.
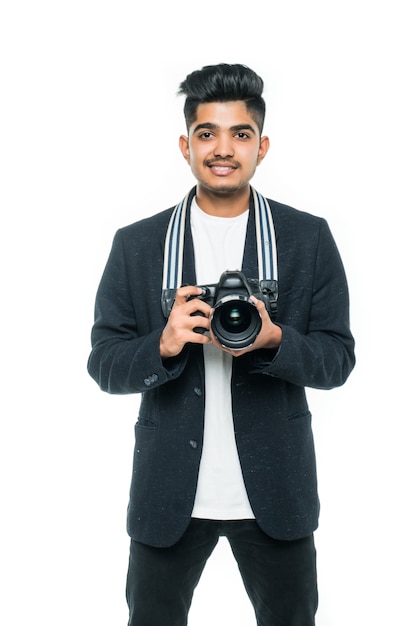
[192,123,257,135]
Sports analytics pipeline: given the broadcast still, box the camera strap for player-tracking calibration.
[161,187,278,318]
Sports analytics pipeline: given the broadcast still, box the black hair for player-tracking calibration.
[178,63,266,134]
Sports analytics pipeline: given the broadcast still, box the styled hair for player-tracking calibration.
[178,63,266,134]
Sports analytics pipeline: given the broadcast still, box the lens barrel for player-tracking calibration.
[210,295,261,349]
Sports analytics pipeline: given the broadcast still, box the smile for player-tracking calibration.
[208,164,237,176]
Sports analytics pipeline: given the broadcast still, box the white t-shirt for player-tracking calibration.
[190,198,255,520]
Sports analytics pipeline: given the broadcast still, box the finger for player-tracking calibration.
[187,298,212,317]
[250,294,263,309]
[175,285,203,304]
[250,295,268,318]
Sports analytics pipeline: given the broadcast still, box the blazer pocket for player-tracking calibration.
[136,415,158,430]
[287,409,311,422]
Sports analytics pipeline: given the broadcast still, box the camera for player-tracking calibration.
[188,270,277,350]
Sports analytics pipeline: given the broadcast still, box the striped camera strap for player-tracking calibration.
[161,187,278,317]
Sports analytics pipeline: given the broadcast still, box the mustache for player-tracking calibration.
[204,158,240,168]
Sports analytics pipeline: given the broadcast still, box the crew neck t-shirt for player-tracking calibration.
[190,198,255,520]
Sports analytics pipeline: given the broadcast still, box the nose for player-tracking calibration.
[213,133,234,158]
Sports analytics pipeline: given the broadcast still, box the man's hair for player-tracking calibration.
[178,63,266,134]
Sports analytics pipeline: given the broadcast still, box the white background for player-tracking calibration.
[1,1,416,624]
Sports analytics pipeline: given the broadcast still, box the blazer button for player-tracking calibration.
[144,373,159,387]
[193,387,202,397]
[189,439,198,449]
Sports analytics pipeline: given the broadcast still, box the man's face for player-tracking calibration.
[179,101,269,197]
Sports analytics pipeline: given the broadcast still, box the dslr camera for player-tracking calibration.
[188,270,278,350]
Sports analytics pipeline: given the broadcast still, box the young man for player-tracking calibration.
[88,63,355,625]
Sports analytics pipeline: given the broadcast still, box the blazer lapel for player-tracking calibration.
[181,187,198,287]
[241,191,259,278]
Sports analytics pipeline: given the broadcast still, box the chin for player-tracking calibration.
[203,181,245,195]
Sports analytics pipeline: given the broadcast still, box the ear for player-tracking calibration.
[257,135,270,165]
[179,135,190,163]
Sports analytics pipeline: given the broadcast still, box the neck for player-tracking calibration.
[195,185,251,217]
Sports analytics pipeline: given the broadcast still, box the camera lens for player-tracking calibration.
[218,302,252,333]
[211,296,261,349]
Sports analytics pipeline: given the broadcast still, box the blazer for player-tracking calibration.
[88,187,355,548]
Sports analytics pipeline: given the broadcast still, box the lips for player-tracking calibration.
[206,161,238,176]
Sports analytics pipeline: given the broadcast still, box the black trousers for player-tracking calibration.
[126,519,318,626]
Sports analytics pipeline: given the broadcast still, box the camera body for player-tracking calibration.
[188,270,277,350]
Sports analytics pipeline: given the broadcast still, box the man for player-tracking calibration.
[88,63,355,625]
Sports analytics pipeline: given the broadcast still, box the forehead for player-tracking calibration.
[191,101,259,133]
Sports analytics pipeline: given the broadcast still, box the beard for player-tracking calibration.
[198,170,247,196]
[203,181,244,194]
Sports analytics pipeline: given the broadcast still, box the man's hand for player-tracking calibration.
[160,286,212,358]
[210,295,282,358]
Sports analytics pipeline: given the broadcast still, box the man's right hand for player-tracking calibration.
[159,286,212,358]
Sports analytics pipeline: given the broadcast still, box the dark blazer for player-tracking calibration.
[88,188,355,548]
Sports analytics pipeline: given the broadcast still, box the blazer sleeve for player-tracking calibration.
[251,218,355,389]
[87,229,187,394]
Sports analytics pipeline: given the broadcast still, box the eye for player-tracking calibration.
[235,132,250,140]
[198,131,214,140]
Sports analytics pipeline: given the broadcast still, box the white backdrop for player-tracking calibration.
[1,1,416,624]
